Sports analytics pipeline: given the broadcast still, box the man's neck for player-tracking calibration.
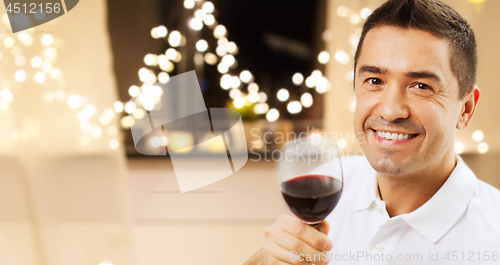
[377,154,458,217]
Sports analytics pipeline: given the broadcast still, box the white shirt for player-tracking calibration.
[324,155,500,265]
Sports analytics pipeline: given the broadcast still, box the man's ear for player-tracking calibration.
[456,85,480,130]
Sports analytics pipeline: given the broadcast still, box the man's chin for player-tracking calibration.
[364,152,412,176]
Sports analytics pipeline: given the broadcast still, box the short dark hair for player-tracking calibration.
[354,0,477,99]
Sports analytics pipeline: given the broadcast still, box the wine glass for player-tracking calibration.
[279,135,343,226]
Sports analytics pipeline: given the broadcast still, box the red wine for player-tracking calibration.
[281,174,342,223]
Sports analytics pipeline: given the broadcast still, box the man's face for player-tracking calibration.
[354,26,464,176]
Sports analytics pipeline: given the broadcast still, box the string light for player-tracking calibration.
[214,25,227,38]
[226,42,238,54]
[151,27,159,39]
[277,88,289,101]
[266,109,279,122]
[109,139,119,150]
[349,101,356,112]
[15,69,26,82]
[144,54,156,66]
[128,85,141,97]
[41,34,53,46]
[248,92,259,103]
[360,8,372,19]
[125,102,136,114]
[218,37,229,46]
[203,2,215,13]
[183,0,195,9]
[345,70,354,81]
[239,70,252,83]
[350,14,360,24]
[229,88,241,99]
[133,108,146,119]
[120,0,347,130]
[248,83,259,92]
[121,116,135,128]
[230,76,241,88]
[43,47,57,61]
[258,92,267,103]
[114,101,124,113]
[91,125,103,138]
[204,14,215,26]
[220,74,232,90]
[217,63,229,74]
[287,101,302,114]
[216,45,227,57]
[233,97,245,108]
[189,18,203,31]
[168,31,181,47]
[315,77,329,94]
[4,37,14,48]
[300,93,313,108]
[253,103,269,114]
[166,48,177,60]
[68,94,82,109]
[194,10,207,20]
[14,55,25,66]
[337,6,349,17]
[477,142,489,154]
[305,76,316,88]
[455,142,465,154]
[318,51,330,64]
[204,53,218,65]
[221,54,235,67]
[196,39,208,52]
[34,72,46,83]
[472,130,484,142]
[41,62,52,73]
[156,26,167,37]
[292,73,304,85]
[158,72,170,83]
[335,50,350,64]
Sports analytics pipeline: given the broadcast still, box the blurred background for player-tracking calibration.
[0,0,498,264]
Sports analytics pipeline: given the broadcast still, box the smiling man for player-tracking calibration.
[244,0,500,265]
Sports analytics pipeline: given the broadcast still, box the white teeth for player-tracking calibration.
[375,130,415,141]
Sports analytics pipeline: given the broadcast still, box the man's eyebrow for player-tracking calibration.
[358,65,388,75]
[406,71,442,83]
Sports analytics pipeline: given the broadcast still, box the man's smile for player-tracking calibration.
[371,129,420,146]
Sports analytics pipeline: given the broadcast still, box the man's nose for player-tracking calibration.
[378,85,410,122]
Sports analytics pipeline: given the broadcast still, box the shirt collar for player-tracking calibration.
[353,155,478,244]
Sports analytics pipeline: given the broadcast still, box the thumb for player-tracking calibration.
[316,220,330,235]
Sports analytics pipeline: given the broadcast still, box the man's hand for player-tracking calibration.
[262,214,333,265]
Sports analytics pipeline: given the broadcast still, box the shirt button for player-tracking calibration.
[375,243,384,252]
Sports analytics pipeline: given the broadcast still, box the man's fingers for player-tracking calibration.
[267,224,326,259]
[277,215,333,252]
[263,241,294,264]
[316,220,330,235]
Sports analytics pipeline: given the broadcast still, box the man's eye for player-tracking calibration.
[413,83,432,90]
[367,78,382,85]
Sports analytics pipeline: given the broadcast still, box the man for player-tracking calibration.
[244,0,500,264]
